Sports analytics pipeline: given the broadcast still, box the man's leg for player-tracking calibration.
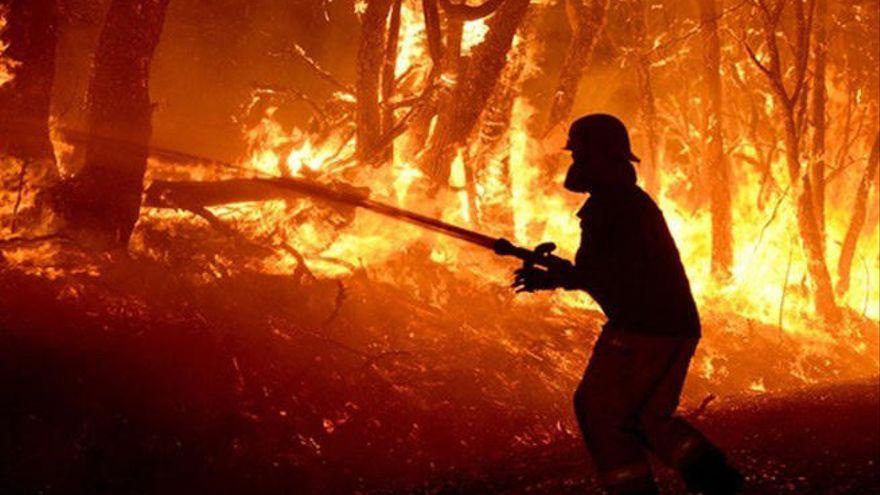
[574,332,658,495]
[638,338,743,495]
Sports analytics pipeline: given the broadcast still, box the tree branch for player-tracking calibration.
[438,0,506,20]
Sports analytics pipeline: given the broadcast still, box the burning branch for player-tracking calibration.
[283,44,354,95]
[250,84,330,128]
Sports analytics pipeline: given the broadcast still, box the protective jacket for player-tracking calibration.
[564,184,701,337]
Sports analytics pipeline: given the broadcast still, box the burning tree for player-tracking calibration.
[741,0,836,320]
[47,0,170,248]
[698,0,734,282]
[0,0,58,166]
[419,0,531,187]
[0,0,59,232]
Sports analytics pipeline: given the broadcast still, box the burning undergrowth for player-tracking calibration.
[1,213,876,492]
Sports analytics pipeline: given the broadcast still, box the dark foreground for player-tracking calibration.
[0,261,878,494]
[426,380,880,495]
[3,345,877,495]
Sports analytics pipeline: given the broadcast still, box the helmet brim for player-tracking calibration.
[562,145,642,164]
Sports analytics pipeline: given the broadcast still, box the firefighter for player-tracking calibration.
[511,114,744,495]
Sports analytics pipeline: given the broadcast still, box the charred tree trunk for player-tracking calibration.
[401,5,462,165]
[472,51,523,169]
[0,0,59,172]
[782,113,837,319]
[836,133,879,296]
[468,8,537,228]
[809,0,828,241]
[420,0,530,189]
[356,0,394,159]
[544,0,607,135]
[380,0,403,163]
[632,0,659,195]
[47,0,170,248]
[698,0,733,281]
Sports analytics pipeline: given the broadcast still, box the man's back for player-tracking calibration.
[571,185,701,337]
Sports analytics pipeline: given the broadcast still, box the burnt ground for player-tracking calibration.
[0,255,878,495]
[421,381,880,495]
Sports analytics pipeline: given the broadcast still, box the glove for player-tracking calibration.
[512,265,566,293]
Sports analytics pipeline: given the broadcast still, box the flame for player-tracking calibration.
[209,73,878,390]
[396,1,428,77]
[461,18,490,55]
[214,1,880,338]
[4,0,874,399]
[748,379,767,393]
[0,7,18,87]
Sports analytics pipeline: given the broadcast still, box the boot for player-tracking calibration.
[679,450,744,495]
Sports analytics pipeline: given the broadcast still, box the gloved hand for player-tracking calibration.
[512,265,567,293]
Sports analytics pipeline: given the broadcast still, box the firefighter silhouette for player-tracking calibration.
[512,114,744,495]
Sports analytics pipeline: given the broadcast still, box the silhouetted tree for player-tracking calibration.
[356,0,394,158]
[809,0,828,241]
[48,0,170,248]
[837,133,879,296]
[744,0,838,320]
[630,0,659,195]
[544,0,608,135]
[698,0,733,281]
[420,0,530,187]
[0,0,59,173]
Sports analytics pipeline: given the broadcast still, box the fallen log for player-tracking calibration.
[143,178,371,210]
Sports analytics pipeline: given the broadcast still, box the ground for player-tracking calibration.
[423,381,880,494]
[0,256,877,494]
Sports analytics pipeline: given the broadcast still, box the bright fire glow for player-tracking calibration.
[5,0,876,399]
[0,8,18,87]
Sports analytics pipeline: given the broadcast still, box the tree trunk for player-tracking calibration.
[356,0,394,159]
[400,9,462,165]
[47,0,170,248]
[809,0,828,241]
[468,9,535,228]
[0,0,59,172]
[632,0,659,195]
[747,0,836,320]
[781,111,838,320]
[698,0,733,281]
[836,133,879,296]
[144,178,370,209]
[420,0,530,188]
[544,0,607,135]
[380,0,402,163]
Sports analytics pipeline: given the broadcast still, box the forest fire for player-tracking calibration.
[1,0,878,494]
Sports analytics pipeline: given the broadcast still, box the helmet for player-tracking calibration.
[565,114,641,163]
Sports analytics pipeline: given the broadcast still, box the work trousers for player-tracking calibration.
[574,330,718,494]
